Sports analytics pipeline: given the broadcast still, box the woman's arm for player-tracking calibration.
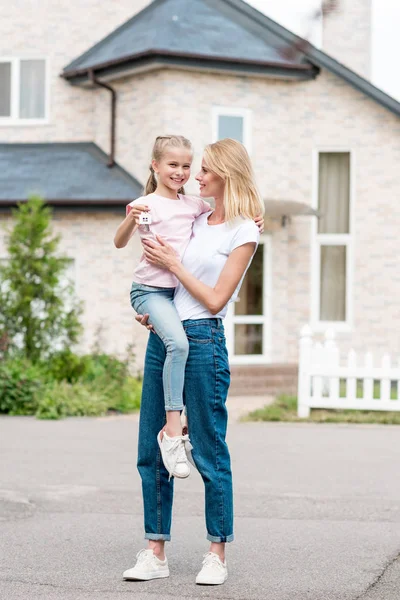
[114,204,149,248]
[142,236,256,315]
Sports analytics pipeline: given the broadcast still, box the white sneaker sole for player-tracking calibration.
[157,432,190,479]
[196,573,228,585]
[123,569,170,581]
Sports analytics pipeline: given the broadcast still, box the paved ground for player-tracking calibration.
[1,415,400,600]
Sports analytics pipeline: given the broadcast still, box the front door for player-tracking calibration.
[225,235,271,364]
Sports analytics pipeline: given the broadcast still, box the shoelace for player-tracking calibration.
[182,433,193,456]
[164,435,189,480]
[136,549,159,567]
[202,552,225,570]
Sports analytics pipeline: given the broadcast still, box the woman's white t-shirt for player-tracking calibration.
[173,212,259,321]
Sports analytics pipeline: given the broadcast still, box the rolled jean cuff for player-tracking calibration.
[145,533,171,542]
[207,533,234,543]
[165,403,184,412]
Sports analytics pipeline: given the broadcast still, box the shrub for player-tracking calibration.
[35,378,141,420]
[0,358,43,415]
[40,350,92,383]
[0,349,141,420]
[36,381,108,420]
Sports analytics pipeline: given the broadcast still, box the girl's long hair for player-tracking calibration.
[203,138,264,221]
[144,135,193,196]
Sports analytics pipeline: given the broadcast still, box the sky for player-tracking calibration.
[246,0,400,101]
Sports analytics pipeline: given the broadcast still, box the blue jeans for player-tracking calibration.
[137,318,234,543]
[130,283,189,411]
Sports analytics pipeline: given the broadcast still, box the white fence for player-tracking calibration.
[297,325,400,417]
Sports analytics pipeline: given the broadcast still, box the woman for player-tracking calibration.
[123,138,264,586]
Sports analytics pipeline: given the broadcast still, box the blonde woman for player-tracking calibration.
[123,139,264,586]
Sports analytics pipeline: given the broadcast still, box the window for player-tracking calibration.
[212,106,251,152]
[313,151,353,327]
[0,58,48,123]
[225,238,272,364]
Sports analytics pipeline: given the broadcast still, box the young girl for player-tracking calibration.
[114,135,211,480]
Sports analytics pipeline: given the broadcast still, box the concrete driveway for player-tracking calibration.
[1,415,400,599]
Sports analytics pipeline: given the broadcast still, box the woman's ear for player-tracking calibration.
[151,159,158,174]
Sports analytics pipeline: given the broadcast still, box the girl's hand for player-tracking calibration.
[127,204,150,225]
[135,313,154,332]
[255,215,264,234]
[142,235,180,271]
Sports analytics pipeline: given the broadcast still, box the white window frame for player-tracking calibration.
[212,106,252,154]
[0,57,50,125]
[311,148,355,332]
[225,234,272,364]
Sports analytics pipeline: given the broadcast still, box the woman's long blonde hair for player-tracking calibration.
[203,138,264,221]
[144,135,193,195]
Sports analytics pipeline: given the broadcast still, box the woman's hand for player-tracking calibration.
[255,215,264,234]
[135,313,154,332]
[142,235,181,271]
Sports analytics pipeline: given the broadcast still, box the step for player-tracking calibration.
[229,363,298,396]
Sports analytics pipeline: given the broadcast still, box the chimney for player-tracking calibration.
[322,0,372,79]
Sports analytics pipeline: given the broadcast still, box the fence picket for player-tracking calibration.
[363,352,374,401]
[398,357,400,401]
[347,350,357,401]
[297,326,400,414]
[380,354,391,402]
[313,342,324,399]
[297,325,312,418]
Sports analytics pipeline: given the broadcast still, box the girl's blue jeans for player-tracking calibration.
[137,318,234,543]
[130,283,188,412]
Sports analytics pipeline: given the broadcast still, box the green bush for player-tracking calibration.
[0,358,43,415]
[103,376,142,413]
[40,350,92,383]
[35,377,141,420]
[0,350,141,420]
[36,381,108,420]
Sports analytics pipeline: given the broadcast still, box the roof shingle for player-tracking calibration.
[0,143,142,204]
[63,0,312,78]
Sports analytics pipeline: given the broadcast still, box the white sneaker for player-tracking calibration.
[196,552,228,585]
[123,549,169,581]
[157,430,190,479]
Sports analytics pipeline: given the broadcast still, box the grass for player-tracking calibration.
[244,394,400,425]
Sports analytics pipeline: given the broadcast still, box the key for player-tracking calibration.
[139,212,152,232]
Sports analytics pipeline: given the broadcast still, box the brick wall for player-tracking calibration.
[0,0,150,142]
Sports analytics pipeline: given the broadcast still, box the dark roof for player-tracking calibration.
[0,143,142,205]
[62,0,316,82]
[62,0,400,120]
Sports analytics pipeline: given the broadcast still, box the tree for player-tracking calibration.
[0,196,82,362]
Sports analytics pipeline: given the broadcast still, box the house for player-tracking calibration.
[1,0,400,393]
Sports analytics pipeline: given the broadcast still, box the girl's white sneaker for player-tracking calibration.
[123,549,169,581]
[157,430,190,479]
[195,552,228,585]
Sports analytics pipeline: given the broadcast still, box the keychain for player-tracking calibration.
[139,211,152,232]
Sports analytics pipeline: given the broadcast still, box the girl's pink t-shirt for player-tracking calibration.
[126,193,211,288]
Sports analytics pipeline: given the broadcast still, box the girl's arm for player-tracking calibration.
[114,204,149,248]
[142,236,256,315]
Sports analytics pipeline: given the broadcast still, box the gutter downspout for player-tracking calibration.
[89,69,116,168]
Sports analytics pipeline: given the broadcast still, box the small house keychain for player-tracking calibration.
[139,211,152,232]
